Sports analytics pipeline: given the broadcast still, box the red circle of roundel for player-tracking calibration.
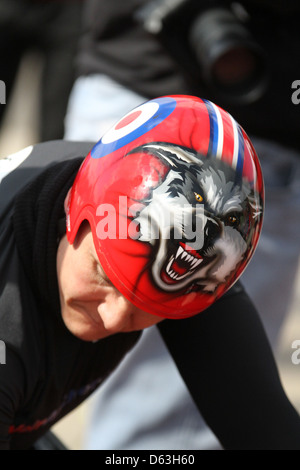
[115,110,142,130]
[91,96,177,159]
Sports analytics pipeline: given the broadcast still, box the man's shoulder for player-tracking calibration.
[0,140,94,181]
[0,140,95,215]
[30,140,95,163]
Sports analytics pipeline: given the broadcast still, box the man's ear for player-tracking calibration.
[64,188,72,214]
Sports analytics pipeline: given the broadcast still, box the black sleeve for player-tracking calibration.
[158,283,300,450]
[0,348,26,450]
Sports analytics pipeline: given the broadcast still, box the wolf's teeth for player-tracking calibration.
[178,248,203,267]
[181,251,188,260]
[176,246,184,259]
[168,269,178,280]
[166,256,174,274]
[166,248,203,281]
[194,258,203,268]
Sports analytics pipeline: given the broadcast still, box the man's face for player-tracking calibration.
[56,222,162,342]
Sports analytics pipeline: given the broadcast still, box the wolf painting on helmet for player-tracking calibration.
[67,95,264,319]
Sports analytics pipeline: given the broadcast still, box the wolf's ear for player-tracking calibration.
[129,142,204,168]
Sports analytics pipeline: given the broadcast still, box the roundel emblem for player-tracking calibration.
[91,96,177,159]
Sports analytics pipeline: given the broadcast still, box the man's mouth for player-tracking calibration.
[161,242,203,284]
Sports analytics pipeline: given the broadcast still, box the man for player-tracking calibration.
[64,0,300,450]
[1,96,300,450]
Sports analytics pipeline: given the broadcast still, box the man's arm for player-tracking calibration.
[0,348,26,450]
[158,283,300,449]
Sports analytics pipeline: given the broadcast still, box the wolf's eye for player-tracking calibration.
[194,192,203,203]
[226,214,240,227]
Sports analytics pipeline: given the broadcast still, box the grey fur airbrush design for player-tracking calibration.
[130,142,261,293]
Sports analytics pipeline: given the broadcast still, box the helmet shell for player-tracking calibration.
[66,95,264,319]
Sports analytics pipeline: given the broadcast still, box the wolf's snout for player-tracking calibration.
[204,218,222,243]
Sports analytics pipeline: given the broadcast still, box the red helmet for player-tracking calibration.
[66,95,264,319]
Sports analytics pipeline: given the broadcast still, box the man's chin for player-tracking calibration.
[61,306,110,342]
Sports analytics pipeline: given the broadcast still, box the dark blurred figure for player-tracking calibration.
[70,0,300,149]
[0,0,83,141]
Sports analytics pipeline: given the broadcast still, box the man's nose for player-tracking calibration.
[97,293,133,333]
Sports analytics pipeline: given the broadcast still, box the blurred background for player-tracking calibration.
[0,50,300,450]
